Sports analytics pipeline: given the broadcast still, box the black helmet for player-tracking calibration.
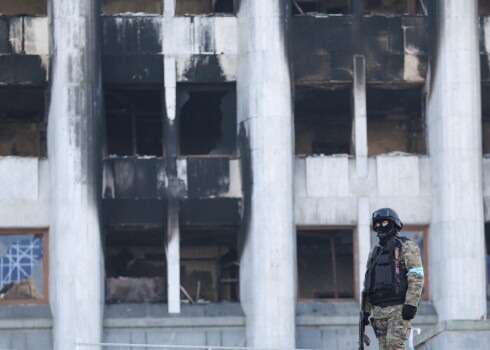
[372,208,403,230]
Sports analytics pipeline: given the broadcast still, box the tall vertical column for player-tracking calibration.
[237,1,296,348]
[48,0,104,349]
[353,55,368,178]
[427,0,486,320]
[164,56,181,314]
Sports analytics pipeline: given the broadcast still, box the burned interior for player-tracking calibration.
[102,0,162,15]
[0,0,47,15]
[175,0,235,15]
[297,228,354,299]
[180,227,239,303]
[178,84,237,156]
[365,0,426,15]
[295,85,352,155]
[0,87,46,157]
[292,0,350,15]
[367,85,425,156]
[105,228,167,303]
[104,87,163,157]
[482,85,490,154]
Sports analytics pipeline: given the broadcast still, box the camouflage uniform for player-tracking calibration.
[364,238,424,350]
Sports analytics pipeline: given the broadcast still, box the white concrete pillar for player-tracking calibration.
[353,55,368,178]
[237,1,296,348]
[47,0,104,349]
[427,0,486,320]
[163,56,181,314]
[357,197,371,301]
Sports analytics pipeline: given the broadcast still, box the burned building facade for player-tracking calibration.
[0,0,489,349]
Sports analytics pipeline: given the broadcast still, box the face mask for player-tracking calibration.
[374,221,396,245]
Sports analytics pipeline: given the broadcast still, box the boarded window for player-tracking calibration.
[365,0,425,15]
[180,227,238,302]
[102,0,162,14]
[293,0,349,15]
[295,85,352,155]
[178,85,237,156]
[0,230,48,304]
[175,0,234,15]
[367,85,425,156]
[0,87,46,157]
[105,229,167,303]
[0,0,47,15]
[297,228,354,299]
[105,88,163,157]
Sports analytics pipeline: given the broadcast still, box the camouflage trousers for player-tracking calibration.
[371,304,411,350]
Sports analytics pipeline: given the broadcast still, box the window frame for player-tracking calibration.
[296,226,357,302]
[0,228,49,305]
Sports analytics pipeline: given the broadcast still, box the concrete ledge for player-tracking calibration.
[414,320,490,349]
[104,316,245,328]
[0,318,52,329]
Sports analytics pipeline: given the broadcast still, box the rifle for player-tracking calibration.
[358,291,371,350]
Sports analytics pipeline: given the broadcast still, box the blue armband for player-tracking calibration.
[407,267,424,276]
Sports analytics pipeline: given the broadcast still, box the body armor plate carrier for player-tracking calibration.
[365,236,409,306]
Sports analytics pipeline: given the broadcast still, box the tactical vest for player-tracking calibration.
[365,236,409,306]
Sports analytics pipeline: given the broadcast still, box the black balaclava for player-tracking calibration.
[374,220,397,246]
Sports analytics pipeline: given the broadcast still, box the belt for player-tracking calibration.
[373,300,404,307]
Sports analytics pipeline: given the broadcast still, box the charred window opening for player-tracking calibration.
[367,85,425,156]
[105,229,167,303]
[180,227,238,303]
[295,85,352,155]
[0,87,46,157]
[175,0,235,15]
[0,0,47,15]
[102,0,162,15]
[178,85,236,156]
[482,85,490,154]
[297,228,354,299]
[105,87,163,157]
[481,1,490,14]
[365,0,426,15]
[292,0,349,15]
[485,223,490,299]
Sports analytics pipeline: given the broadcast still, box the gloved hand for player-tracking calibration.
[362,312,370,326]
[402,304,417,320]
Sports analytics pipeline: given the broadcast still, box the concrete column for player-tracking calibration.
[427,0,486,320]
[164,56,181,313]
[357,197,371,301]
[353,55,368,178]
[47,0,104,349]
[237,1,296,348]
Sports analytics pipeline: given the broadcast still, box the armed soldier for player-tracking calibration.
[361,208,424,350]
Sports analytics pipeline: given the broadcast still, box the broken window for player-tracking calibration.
[105,87,163,157]
[0,0,47,15]
[365,0,426,15]
[0,230,48,304]
[370,226,429,300]
[175,0,235,15]
[105,229,167,303]
[0,87,47,157]
[178,84,237,156]
[295,85,352,155]
[292,0,350,15]
[297,228,354,299]
[102,0,162,15]
[367,85,425,156]
[482,85,490,154]
[180,227,238,303]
